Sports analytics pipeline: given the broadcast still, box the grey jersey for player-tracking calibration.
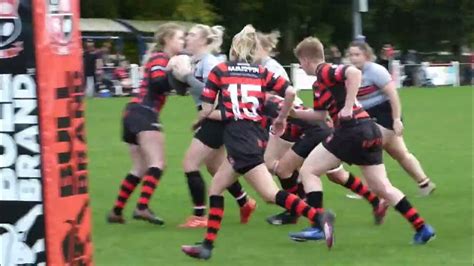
[357,62,392,109]
[189,53,220,106]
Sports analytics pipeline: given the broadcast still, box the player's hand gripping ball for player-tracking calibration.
[168,55,192,82]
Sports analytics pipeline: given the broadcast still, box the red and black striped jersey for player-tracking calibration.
[131,52,171,112]
[201,61,290,122]
[313,63,369,124]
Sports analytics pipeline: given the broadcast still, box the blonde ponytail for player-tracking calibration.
[192,24,225,54]
[209,25,225,53]
[257,30,281,56]
[229,25,259,63]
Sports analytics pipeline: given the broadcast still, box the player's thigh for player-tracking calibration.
[264,134,293,169]
[384,134,411,161]
[360,164,390,191]
[378,124,396,146]
[209,159,239,196]
[183,137,216,171]
[137,130,166,169]
[204,146,226,175]
[300,143,341,178]
[243,164,280,203]
[275,149,305,178]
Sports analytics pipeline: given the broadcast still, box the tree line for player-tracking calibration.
[81,0,474,63]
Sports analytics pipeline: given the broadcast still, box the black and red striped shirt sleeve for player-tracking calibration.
[262,67,289,97]
[200,65,222,104]
[148,54,168,79]
[313,85,331,111]
[147,53,171,93]
[318,64,349,86]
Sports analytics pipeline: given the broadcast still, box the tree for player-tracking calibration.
[366,0,474,53]
[81,0,217,24]
[80,0,473,62]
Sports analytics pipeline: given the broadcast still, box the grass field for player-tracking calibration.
[85,86,473,266]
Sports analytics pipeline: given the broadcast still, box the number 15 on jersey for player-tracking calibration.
[228,84,261,120]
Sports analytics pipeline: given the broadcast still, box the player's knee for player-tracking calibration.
[264,157,276,173]
[275,160,293,179]
[387,145,410,161]
[183,155,199,172]
[206,164,218,176]
[299,163,315,179]
[328,169,349,185]
[327,172,342,184]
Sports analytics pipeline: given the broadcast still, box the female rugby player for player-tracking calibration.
[107,23,190,225]
[348,41,436,196]
[180,24,256,228]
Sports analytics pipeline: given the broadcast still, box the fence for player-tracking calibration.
[391,61,473,88]
[124,61,472,94]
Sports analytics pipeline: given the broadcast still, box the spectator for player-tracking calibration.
[329,45,342,64]
[99,42,113,64]
[378,43,394,70]
[83,39,99,97]
[403,49,420,87]
[113,56,133,95]
[95,42,115,94]
[341,49,351,65]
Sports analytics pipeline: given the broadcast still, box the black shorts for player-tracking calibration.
[366,101,402,130]
[122,103,161,145]
[280,118,317,143]
[292,124,333,159]
[323,119,383,166]
[280,122,304,143]
[224,120,269,174]
[194,118,226,149]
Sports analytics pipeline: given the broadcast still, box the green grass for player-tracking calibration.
[86,86,473,266]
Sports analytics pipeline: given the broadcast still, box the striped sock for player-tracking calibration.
[395,197,425,232]
[275,190,324,227]
[113,173,141,215]
[203,195,224,249]
[344,174,380,209]
[306,191,324,228]
[137,167,162,210]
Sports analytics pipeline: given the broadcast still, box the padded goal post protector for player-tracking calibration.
[0,0,93,265]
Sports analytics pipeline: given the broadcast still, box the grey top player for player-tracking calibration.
[349,42,402,134]
[349,41,436,196]
[185,53,220,109]
[357,61,393,109]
